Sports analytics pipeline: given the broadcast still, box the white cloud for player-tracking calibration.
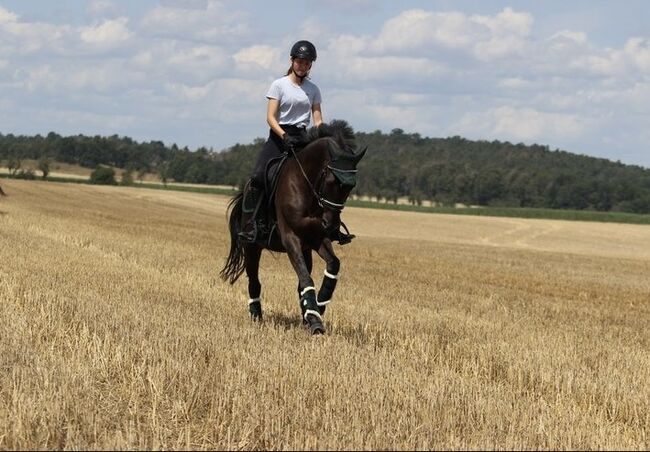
[374,10,477,52]
[549,30,588,45]
[453,106,589,142]
[371,7,532,60]
[87,0,118,17]
[234,45,283,71]
[338,56,447,84]
[498,77,532,90]
[140,1,249,42]
[624,37,650,73]
[0,6,18,23]
[0,10,70,55]
[128,41,230,84]
[471,7,532,37]
[79,18,132,48]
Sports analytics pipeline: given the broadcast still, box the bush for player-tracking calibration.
[14,169,36,180]
[89,166,117,185]
[120,169,134,186]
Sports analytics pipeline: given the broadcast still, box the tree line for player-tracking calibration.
[1,128,649,213]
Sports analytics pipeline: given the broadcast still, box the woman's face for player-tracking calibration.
[292,58,312,77]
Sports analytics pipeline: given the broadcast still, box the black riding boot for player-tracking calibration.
[330,222,355,245]
[238,183,264,243]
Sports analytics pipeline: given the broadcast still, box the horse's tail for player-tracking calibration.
[220,192,246,284]
[0,184,6,196]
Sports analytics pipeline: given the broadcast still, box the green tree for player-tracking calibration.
[7,156,21,175]
[37,157,51,179]
[89,166,117,185]
[120,169,134,186]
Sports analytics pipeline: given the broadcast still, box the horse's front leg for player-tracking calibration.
[297,248,313,296]
[244,244,263,321]
[282,233,325,335]
[315,238,340,316]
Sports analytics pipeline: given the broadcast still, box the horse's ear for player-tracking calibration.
[352,146,367,164]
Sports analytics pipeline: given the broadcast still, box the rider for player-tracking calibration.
[239,40,338,244]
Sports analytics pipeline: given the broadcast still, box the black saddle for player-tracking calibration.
[253,154,289,246]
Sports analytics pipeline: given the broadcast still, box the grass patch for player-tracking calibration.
[347,199,650,224]
[3,173,649,224]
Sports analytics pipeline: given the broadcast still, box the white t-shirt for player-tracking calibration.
[266,76,322,128]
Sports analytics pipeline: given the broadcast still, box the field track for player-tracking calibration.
[1,179,649,450]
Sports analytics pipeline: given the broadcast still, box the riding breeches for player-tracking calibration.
[250,126,306,189]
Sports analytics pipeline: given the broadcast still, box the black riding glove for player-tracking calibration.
[282,133,301,152]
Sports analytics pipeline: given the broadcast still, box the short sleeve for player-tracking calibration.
[266,80,282,100]
[312,85,322,105]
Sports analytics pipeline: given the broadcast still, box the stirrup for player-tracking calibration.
[337,231,355,245]
[333,221,355,245]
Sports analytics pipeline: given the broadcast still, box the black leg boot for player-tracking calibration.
[238,183,264,243]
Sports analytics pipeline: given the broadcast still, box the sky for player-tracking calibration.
[1,1,649,168]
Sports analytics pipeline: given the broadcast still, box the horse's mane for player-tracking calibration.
[304,119,356,153]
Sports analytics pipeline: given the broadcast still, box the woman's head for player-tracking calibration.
[286,40,317,79]
[290,40,317,61]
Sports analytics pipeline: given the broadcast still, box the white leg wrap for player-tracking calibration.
[248,297,261,305]
[324,270,338,280]
[304,309,323,321]
[300,286,316,297]
[316,299,331,307]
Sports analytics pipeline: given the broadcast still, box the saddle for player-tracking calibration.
[248,154,289,246]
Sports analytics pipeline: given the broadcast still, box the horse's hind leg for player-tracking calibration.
[244,244,263,321]
[315,239,340,316]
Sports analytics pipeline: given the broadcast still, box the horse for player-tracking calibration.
[220,120,366,335]
[0,184,5,196]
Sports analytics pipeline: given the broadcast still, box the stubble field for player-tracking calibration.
[1,178,649,450]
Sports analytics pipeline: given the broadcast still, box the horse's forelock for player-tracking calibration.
[306,119,356,153]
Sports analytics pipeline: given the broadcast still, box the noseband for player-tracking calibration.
[289,147,355,214]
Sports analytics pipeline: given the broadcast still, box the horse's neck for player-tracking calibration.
[297,140,328,180]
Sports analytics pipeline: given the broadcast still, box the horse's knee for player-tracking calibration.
[328,258,340,275]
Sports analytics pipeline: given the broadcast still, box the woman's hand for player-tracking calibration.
[282,133,301,152]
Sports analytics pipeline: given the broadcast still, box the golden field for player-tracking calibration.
[1,178,649,450]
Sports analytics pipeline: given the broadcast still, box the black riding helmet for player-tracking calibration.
[290,40,317,61]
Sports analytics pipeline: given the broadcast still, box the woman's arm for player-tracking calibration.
[312,103,323,127]
[266,98,286,138]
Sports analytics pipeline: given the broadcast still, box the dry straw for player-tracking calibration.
[1,179,649,450]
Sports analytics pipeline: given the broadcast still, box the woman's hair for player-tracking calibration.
[285,60,310,78]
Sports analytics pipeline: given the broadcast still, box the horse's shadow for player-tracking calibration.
[262,310,385,349]
[264,310,303,331]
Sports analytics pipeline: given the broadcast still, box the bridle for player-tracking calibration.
[288,146,355,213]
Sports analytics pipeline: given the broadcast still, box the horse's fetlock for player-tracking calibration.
[300,287,318,314]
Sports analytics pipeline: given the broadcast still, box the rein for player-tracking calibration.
[288,145,346,213]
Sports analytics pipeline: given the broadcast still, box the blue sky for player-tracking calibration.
[1,1,649,168]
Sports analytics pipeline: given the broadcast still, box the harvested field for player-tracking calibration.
[1,179,649,450]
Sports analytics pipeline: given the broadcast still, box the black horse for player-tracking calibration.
[220,120,366,334]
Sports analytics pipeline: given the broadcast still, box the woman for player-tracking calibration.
[238,40,322,242]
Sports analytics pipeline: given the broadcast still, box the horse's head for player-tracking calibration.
[318,141,367,236]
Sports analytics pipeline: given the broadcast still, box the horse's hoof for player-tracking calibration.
[306,314,326,335]
[249,301,263,321]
